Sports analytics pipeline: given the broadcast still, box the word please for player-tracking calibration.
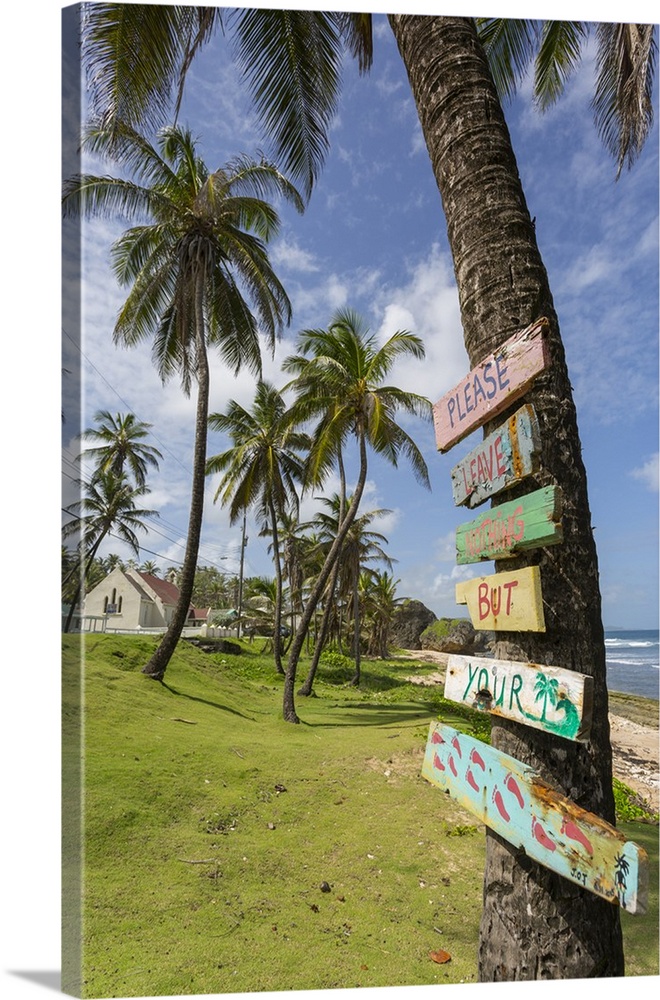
[446,357,510,429]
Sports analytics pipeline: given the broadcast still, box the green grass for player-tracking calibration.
[63,635,658,997]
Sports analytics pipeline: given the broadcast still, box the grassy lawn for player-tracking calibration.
[63,635,658,998]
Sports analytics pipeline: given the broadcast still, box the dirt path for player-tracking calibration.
[401,649,659,812]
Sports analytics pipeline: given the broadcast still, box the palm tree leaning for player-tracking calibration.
[62,470,156,632]
[281,309,432,721]
[300,493,394,690]
[206,381,310,674]
[63,122,303,680]
[78,410,162,486]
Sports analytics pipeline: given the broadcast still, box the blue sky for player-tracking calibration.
[61,2,659,629]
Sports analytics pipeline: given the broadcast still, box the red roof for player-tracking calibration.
[138,572,182,606]
[136,572,199,618]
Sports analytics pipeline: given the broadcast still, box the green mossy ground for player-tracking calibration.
[62,634,658,997]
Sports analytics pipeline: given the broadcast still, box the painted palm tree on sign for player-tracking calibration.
[63,122,302,680]
[206,381,310,674]
[281,308,432,720]
[78,410,162,486]
[534,672,560,723]
[62,471,156,632]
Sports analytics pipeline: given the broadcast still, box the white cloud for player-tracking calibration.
[372,244,468,402]
[630,453,659,492]
[272,237,320,273]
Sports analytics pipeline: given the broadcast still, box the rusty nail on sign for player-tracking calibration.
[433,318,550,453]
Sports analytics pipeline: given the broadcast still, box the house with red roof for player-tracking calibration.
[82,568,202,631]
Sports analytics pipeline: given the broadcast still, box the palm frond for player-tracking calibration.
[592,22,657,177]
[231,8,343,201]
[534,21,588,110]
[476,17,539,102]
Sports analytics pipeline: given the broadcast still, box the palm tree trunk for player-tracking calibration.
[350,553,361,686]
[269,499,285,674]
[388,13,623,980]
[283,433,368,722]
[298,558,340,695]
[64,531,106,633]
[143,274,210,681]
[298,451,348,696]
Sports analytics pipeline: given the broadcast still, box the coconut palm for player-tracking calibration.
[63,122,302,680]
[281,309,431,719]
[140,560,160,576]
[206,381,310,673]
[78,410,162,486]
[62,471,156,632]
[360,571,403,659]
[302,493,394,688]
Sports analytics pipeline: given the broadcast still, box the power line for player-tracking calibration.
[62,326,190,477]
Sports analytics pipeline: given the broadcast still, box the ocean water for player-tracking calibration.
[605,629,659,701]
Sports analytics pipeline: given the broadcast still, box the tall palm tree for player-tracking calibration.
[78,410,162,486]
[62,471,156,632]
[63,122,302,680]
[360,571,402,659]
[206,381,310,673]
[281,308,432,719]
[302,493,394,688]
[74,5,657,978]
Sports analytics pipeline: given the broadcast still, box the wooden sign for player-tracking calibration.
[456,486,562,563]
[433,318,549,452]
[450,404,541,508]
[444,654,593,741]
[422,722,648,913]
[456,565,545,631]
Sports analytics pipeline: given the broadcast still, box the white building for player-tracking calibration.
[83,568,197,631]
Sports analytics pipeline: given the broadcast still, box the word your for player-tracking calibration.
[444,654,593,740]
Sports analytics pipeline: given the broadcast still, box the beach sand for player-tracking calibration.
[402,649,659,813]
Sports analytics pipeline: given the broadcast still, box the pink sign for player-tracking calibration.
[432,318,550,452]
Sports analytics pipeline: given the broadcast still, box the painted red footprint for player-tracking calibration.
[492,786,510,822]
[504,773,525,809]
[451,735,463,758]
[466,767,480,792]
[448,755,458,778]
[532,816,557,852]
[560,816,593,856]
[469,748,485,770]
[433,752,445,772]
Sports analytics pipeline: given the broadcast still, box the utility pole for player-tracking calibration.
[237,510,247,639]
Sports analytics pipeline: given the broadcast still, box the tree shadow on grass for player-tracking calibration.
[160,681,256,721]
[305,700,438,728]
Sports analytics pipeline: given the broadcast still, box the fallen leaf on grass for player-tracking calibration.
[429,949,452,964]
